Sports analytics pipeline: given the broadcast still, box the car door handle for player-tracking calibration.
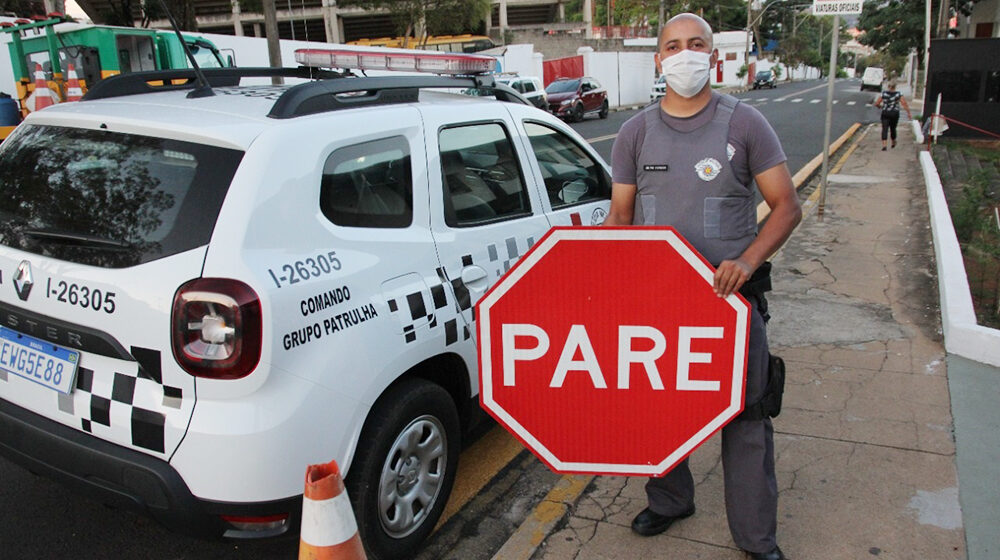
[461,266,489,292]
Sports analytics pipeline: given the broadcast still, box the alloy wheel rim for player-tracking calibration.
[377,414,448,538]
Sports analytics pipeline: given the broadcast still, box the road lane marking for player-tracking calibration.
[791,98,803,103]
[585,133,618,144]
[775,81,830,101]
[810,99,822,103]
[847,101,856,105]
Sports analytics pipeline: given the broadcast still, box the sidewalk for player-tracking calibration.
[497,118,996,558]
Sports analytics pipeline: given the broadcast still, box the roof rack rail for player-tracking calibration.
[81,68,530,119]
[82,67,347,101]
[268,75,527,119]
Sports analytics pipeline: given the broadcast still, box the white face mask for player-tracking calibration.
[661,49,711,98]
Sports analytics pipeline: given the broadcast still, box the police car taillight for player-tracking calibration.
[171,278,262,380]
[294,47,496,75]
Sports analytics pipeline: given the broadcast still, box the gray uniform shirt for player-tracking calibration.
[611,93,786,264]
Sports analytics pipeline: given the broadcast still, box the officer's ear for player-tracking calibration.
[710,48,719,66]
[654,51,662,74]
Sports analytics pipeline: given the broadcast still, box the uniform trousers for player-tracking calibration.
[644,293,778,554]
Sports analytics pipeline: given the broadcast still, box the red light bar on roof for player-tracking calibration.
[295,48,496,75]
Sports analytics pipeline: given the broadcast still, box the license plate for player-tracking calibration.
[0,326,80,394]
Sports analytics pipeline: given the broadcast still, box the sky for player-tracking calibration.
[65,0,87,19]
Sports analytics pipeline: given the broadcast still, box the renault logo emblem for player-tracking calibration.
[14,260,33,301]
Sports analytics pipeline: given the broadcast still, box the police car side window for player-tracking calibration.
[320,136,413,228]
[522,121,611,208]
[439,123,531,227]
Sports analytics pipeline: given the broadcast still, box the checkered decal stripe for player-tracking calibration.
[48,346,187,456]
[384,235,536,346]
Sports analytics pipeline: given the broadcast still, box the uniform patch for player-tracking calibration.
[643,164,669,171]
[727,143,736,161]
[695,157,722,181]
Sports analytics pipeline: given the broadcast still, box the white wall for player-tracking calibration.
[579,47,655,107]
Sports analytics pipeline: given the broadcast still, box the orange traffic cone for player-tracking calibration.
[64,63,83,102]
[298,460,366,560]
[32,63,54,111]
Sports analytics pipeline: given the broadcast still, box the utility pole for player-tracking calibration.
[659,0,666,39]
[745,0,753,85]
[923,0,931,101]
[263,0,282,85]
[817,14,839,219]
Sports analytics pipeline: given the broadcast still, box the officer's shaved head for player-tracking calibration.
[659,13,714,51]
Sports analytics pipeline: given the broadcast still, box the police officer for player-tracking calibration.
[604,13,802,560]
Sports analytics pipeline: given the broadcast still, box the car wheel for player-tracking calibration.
[345,378,460,560]
[571,103,584,122]
[599,100,609,119]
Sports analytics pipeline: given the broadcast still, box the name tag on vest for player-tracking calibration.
[643,164,669,172]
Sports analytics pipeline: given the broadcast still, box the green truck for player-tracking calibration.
[0,15,231,139]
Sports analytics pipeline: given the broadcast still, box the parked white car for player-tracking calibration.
[496,74,548,110]
[0,48,612,559]
[861,66,884,92]
[651,74,666,101]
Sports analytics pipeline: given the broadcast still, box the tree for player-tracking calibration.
[0,0,45,17]
[141,0,199,30]
[775,15,823,74]
[340,0,491,39]
[857,0,938,58]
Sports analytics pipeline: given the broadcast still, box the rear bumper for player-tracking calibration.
[0,397,299,539]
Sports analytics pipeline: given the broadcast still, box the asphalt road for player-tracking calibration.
[0,78,876,560]
[576,77,880,177]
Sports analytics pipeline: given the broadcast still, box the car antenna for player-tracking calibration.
[155,0,214,98]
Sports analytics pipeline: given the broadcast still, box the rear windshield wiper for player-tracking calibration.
[22,228,134,250]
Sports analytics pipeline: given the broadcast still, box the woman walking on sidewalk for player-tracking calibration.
[874,82,912,150]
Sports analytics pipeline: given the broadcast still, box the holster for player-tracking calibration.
[735,262,784,422]
[738,261,772,299]
[736,354,785,422]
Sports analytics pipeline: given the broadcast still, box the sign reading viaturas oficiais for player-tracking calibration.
[476,227,751,477]
[812,0,863,15]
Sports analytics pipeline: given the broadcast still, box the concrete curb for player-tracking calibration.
[919,150,1000,367]
[490,475,593,560]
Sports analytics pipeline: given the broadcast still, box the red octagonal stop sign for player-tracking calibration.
[477,226,750,476]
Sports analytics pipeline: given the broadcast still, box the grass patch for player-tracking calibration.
[936,140,1000,329]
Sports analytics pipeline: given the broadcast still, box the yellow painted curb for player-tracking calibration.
[756,122,862,223]
[802,124,872,215]
[491,474,594,560]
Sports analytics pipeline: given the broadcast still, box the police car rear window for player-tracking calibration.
[0,124,242,268]
[320,136,413,228]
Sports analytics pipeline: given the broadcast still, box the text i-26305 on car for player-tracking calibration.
[0,46,613,560]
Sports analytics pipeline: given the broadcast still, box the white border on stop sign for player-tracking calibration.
[477,226,750,476]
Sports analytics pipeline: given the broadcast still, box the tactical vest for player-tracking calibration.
[632,94,756,266]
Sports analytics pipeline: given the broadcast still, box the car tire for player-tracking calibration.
[599,100,609,119]
[571,103,584,122]
[345,378,460,560]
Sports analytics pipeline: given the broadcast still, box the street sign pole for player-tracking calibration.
[817,13,839,220]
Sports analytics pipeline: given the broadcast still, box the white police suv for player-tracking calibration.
[0,47,611,559]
